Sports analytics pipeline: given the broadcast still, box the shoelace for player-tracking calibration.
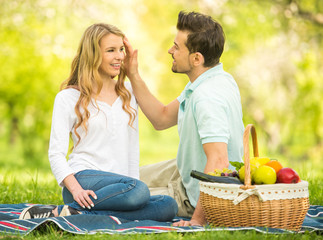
[33,212,52,218]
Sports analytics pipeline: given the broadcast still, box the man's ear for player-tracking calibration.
[190,52,205,67]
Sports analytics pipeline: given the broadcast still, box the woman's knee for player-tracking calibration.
[150,195,178,221]
[125,180,150,209]
[161,195,178,220]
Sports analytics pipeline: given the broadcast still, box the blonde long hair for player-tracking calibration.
[60,23,136,145]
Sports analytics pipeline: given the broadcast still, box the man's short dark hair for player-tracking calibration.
[176,11,225,67]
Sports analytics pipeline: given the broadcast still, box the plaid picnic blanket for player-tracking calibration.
[0,204,322,236]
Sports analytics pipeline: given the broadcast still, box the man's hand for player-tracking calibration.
[123,37,139,78]
[172,219,203,227]
[123,36,179,130]
[173,200,207,227]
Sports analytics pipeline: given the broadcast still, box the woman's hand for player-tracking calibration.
[123,37,139,78]
[63,174,97,209]
[71,188,97,209]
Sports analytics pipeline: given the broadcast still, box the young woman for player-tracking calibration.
[19,23,178,221]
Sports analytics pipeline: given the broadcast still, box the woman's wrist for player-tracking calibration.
[63,174,83,195]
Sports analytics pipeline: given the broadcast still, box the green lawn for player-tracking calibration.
[0,162,322,239]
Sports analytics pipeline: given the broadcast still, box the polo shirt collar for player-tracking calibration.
[184,63,223,97]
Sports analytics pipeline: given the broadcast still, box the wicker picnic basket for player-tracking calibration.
[199,124,310,231]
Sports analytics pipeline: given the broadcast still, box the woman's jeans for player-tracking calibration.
[60,170,178,221]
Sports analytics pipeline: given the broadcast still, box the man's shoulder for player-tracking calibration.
[197,72,238,95]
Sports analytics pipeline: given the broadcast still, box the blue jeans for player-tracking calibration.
[60,170,178,221]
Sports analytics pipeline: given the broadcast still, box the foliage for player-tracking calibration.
[0,1,322,239]
[0,0,322,170]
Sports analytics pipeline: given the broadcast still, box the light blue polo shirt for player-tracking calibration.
[176,63,244,207]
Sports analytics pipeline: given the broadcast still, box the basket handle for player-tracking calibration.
[241,124,259,189]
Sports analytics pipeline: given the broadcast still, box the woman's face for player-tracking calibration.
[98,34,125,79]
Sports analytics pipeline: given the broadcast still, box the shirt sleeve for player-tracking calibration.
[125,82,140,179]
[128,114,140,179]
[194,98,230,144]
[48,92,76,186]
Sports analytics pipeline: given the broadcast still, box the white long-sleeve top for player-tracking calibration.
[48,82,139,187]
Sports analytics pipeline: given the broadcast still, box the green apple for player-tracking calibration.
[238,164,257,183]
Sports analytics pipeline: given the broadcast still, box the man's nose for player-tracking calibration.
[168,46,174,54]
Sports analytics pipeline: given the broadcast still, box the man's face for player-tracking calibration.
[168,30,192,74]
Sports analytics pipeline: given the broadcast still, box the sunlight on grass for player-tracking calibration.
[0,169,62,205]
[0,169,56,184]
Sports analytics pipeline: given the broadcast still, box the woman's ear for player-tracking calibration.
[190,52,205,67]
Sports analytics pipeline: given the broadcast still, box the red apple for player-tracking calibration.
[276,167,301,184]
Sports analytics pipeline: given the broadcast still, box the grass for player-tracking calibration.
[3,228,323,240]
[0,161,322,239]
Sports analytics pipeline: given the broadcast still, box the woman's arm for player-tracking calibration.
[48,92,76,186]
[126,87,140,179]
[62,174,97,209]
[49,92,97,209]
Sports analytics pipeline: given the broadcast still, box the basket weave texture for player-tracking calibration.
[199,124,310,231]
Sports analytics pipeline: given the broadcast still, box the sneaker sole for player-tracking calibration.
[59,205,71,217]
[19,206,33,220]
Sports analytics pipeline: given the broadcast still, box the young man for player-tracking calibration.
[124,11,244,226]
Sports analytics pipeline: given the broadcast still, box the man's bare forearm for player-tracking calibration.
[128,72,178,130]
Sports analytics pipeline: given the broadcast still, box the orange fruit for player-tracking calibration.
[265,160,283,174]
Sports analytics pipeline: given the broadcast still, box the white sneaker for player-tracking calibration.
[19,205,56,220]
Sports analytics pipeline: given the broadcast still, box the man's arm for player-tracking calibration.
[173,142,229,226]
[202,142,229,171]
[129,73,179,130]
[124,38,179,130]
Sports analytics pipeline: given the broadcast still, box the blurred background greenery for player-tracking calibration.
[0,0,322,175]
